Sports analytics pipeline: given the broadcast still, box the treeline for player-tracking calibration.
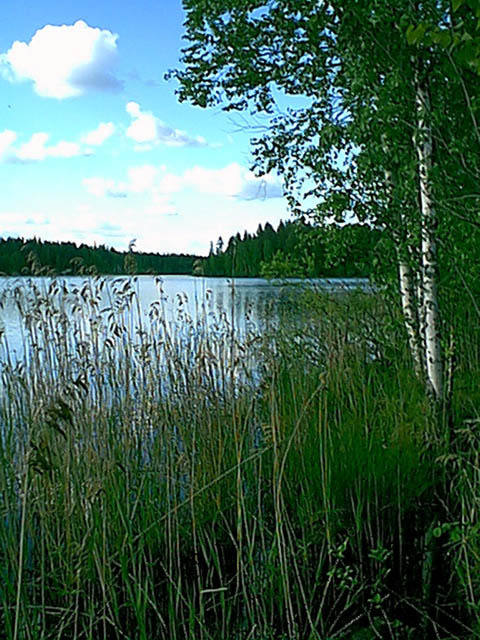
[199,220,380,278]
[0,222,380,278]
[0,237,197,276]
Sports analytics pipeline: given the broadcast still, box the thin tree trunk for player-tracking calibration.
[398,260,424,378]
[383,165,424,378]
[414,70,444,402]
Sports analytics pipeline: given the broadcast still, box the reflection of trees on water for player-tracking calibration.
[212,283,294,338]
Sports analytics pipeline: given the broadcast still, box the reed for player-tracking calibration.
[0,276,478,639]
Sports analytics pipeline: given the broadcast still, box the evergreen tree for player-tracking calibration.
[0,237,199,276]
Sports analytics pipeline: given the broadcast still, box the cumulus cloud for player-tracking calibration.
[83,162,284,203]
[148,193,178,216]
[125,102,208,149]
[161,163,284,200]
[0,20,121,98]
[16,132,49,161]
[83,177,127,198]
[0,123,117,162]
[0,130,17,157]
[127,165,158,193]
[83,166,156,198]
[0,211,51,241]
[82,122,115,146]
[14,132,91,162]
[157,172,183,195]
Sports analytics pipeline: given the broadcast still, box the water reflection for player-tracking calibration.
[0,275,368,365]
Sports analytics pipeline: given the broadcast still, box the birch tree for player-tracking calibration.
[171,0,480,403]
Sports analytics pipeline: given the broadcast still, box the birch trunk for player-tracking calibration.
[398,260,424,378]
[415,71,444,402]
[383,166,424,378]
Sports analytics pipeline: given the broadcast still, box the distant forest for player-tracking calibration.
[200,220,380,278]
[0,237,197,276]
[0,221,380,278]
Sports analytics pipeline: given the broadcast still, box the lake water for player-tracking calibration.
[0,275,368,365]
[0,274,370,423]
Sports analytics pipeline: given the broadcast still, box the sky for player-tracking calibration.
[0,0,289,255]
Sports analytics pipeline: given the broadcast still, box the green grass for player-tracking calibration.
[0,277,479,639]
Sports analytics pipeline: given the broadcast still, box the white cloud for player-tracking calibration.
[125,102,141,118]
[158,172,183,194]
[83,177,112,197]
[0,127,106,163]
[160,163,284,200]
[183,165,244,196]
[83,162,284,204]
[83,177,127,198]
[0,130,17,156]
[128,165,158,193]
[49,140,84,158]
[148,193,178,216]
[125,102,208,149]
[0,20,121,99]
[0,189,290,255]
[82,122,115,146]
[0,206,130,248]
[16,132,49,161]
[83,167,156,198]
[14,132,89,162]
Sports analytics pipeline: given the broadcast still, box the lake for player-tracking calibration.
[0,275,368,364]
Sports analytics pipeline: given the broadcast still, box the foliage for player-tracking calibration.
[0,278,479,638]
[201,219,380,278]
[407,0,480,74]
[0,224,382,280]
[259,249,306,278]
[171,0,480,402]
[171,1,480,233]
[0,236,198,276]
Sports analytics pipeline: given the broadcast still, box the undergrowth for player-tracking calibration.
[0,276,478,639]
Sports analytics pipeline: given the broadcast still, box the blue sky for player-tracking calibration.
[0,0,288,255]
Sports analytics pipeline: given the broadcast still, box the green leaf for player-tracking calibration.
[466,0,480,14]
[453,0,465,11]
[432,29,452,48]
[406,23,427,46]
[406,25,416,45]
[457,39,477,66]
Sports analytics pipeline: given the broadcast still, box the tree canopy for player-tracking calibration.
[171,0,480,402]
[200,219,380,278]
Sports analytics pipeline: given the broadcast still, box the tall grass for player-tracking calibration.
[0,276,479,639]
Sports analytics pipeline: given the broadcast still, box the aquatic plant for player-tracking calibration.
[0,277,478,639]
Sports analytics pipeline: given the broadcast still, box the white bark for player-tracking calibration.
[398,260,424,378]
[383,165,424,378]
[415,73,444,401]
